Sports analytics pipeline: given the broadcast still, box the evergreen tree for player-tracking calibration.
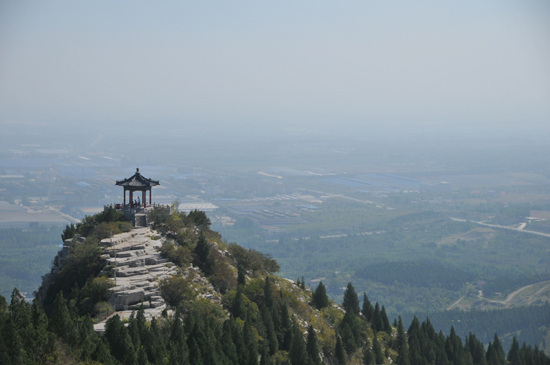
[340,321,357,354]
[363,339,375,365]
[186,337,203,365]
[373,302,383,332]
[279,302,293,351]
[233,317,248,365]
[243,319,258,365]
[489,333,505,365]
[339,310,362,353]
[138,346,149,365]
[77,315,97,361]
[396,316,410,365]
[312,282,329,310]
[373,332,384,365]
[128,312,141,353]
[466,332,487,365]
[306,325,321,365]
[104,315,136,365]
[407,316,423,365]
[381,305,391,335]
[335,335,346,365]
[194,232,212,275]
[289,321,308,365]
[238,265,247,286]
[342,282,360,315]
[261,304,279,355]
[221,319,239,364]
[48,291,74,342]
[146,318,167,364]
[169,316,189,365]
[231,286,246,319]
[264,276,275,309]
[507,337,523,365]
[91,336,114,364]
[362,292,374,322]
[260,342,272,365]
[2,316,23,365]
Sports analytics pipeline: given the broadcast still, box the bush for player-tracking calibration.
[228,244,280,274]
[159,275,195,308]
[94,301,114,321]
[159,242,193,267]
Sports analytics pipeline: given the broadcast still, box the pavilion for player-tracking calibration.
[115,168,159,208]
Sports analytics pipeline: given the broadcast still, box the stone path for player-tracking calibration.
[94,227,175,332]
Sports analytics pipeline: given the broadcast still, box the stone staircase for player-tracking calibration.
[94,227,175,332]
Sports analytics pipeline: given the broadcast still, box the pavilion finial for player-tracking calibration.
[136,167,139,173]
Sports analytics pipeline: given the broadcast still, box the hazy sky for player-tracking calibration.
[1,1,549,131]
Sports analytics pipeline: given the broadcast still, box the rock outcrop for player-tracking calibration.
[93,226,223,332]
[94,227,173,331]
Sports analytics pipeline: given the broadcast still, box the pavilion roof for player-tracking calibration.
[115,168,159,188]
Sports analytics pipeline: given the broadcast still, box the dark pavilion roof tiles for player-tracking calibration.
[116,168,159,188]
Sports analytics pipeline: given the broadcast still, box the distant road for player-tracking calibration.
[450,217,550,239]
[54,209,81,224]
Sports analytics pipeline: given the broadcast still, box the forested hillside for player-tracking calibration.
[0,208,548,364]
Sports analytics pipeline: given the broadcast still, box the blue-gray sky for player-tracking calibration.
[1,1,549,130]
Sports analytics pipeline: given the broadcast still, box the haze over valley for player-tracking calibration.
[1,0,550,360]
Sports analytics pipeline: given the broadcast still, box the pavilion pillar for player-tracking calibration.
[123,188,126,206]
[142,190,146,208]
[149,189,152,207]
[130,190,134,207]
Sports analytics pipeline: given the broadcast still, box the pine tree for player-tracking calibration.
[363,339,375,365]
[264,276,275,309]
[396,316,410,365]
[169,316,189,365]
[381,305,391,335]
[261,305,279,355]
[104,315,136,365]
[146,318,167,364]
[312,282,329,310]
[339,310,362,353]
[194,232,212,275]
[243,319,258,365]
[466,332,486,365]
[373,302,383,332]
[2,317,23,364]
[48,291,74,342]
[335,335,346,365]
[342,282,360,315]
[373,332,384,365]
[260,342,272,365]
[362,292,374,322]
[491,333,505,365]
[128,312,142,353]
[186,337,203,365]
[231,286,246,319]
[237,265,247,286]
[306,325,321,365]
[507,337,522,365]
[279,302,293,351]
[77,315,97,361]
[221,319,239,364]
[289,320,308,365]
[340,321,357,354]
